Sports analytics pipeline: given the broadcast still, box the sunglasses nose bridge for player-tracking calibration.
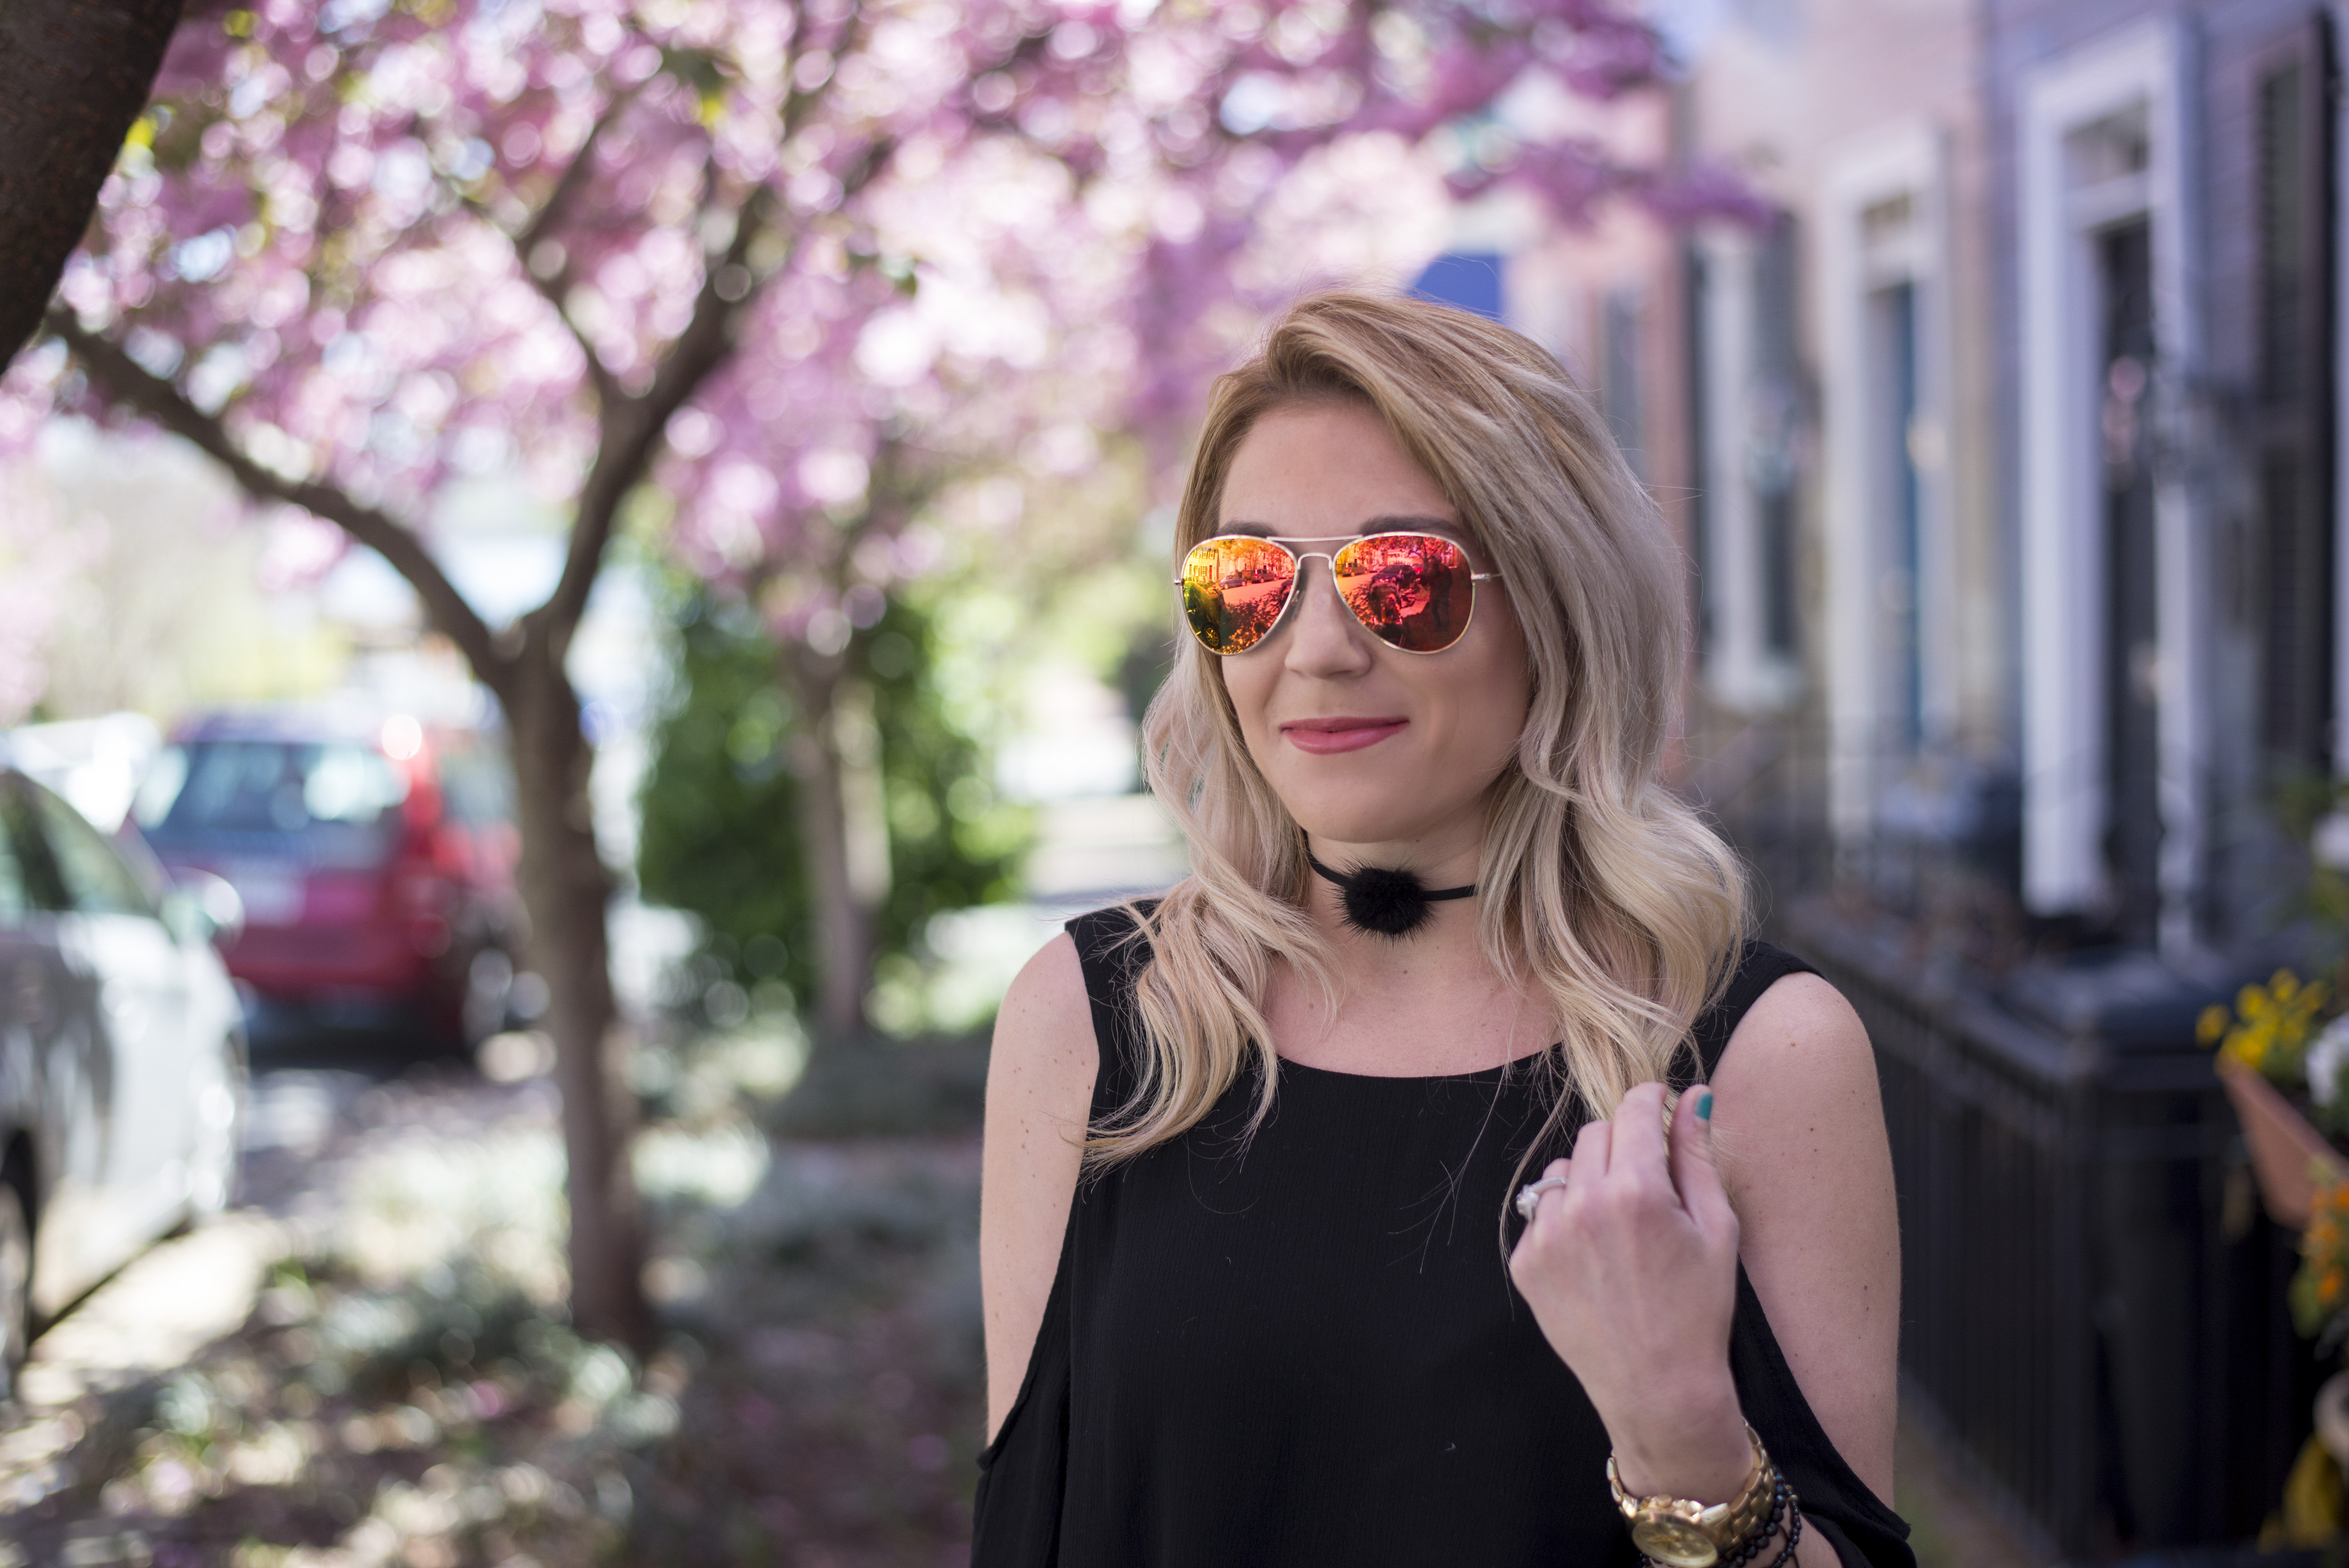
[1287,548,1337,589]
[1285,549,1395,654]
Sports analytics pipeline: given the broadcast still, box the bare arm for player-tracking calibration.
[1509,971,1898,1568]
[1709,972,1901,1508]
[979,932,1098,1443]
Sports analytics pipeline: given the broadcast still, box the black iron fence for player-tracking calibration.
[1689,712,2321,1558]
[1788,908,2319,1557]
[1785,906,2302,1558]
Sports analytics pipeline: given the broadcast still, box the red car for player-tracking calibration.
[132,706,525,1051]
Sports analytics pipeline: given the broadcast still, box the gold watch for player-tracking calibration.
[1606,1423,1778,1568]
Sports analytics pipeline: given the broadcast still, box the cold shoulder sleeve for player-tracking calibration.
[970,903,1155,1567]
[1702,940,1914,1568]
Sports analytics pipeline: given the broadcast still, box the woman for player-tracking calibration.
[974,292,1908,1567]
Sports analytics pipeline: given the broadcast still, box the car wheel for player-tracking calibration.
[0,1169,30,1406]
[187,1035,248,1219]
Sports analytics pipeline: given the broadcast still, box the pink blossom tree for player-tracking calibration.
[16,0,1692,1346]
[0,481,102,726]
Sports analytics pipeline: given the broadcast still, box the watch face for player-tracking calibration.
[1631,1518,1721,1568]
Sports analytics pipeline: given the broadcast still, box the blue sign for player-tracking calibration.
[1408,253,1506,321]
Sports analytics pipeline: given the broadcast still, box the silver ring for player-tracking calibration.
[1514,1175,1570,1222]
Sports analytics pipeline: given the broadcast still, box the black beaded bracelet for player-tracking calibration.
[1760,1494,1804,1568]
[1721,1480,1792,1568]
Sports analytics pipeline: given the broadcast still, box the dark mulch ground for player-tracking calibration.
[0,1028,989,1568]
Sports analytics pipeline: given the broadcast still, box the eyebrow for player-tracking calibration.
[1217,513,1470,542]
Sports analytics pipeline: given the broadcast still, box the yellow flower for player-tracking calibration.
[2277,971,2302,1003]
[2200,1004,2232,1047]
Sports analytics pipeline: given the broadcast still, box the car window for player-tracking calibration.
[0,786,34,928]
[439,741,514,827]
[0,784,68,917]
[130,745,189,832]
[141,739,409,837]
[26,783,156,918]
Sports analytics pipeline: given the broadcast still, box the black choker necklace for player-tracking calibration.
[1307,854,1476,939]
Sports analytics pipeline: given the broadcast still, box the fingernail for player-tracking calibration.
[1697,1090,1714,1121]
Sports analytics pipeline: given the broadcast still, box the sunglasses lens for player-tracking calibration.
[1181,537,1297,654]
[1334,535,1476,652]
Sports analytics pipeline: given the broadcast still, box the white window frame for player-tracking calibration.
[1696,227,1804,712]
[2016,18,2202,952]
[1818,121,1955,849]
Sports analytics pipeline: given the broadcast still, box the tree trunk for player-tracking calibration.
[782,641,879,1043]
[504,643,651,1351]
[0,0,187,362]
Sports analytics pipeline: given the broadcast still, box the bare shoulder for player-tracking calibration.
[983,931,1098,1203]
[990,931,1099,1096]
[979,932,1100,1441]
[1709,970,1879,1116]
[1707,969,1899,1507]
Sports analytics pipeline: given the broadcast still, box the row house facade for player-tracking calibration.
[1426,0,2349,1553]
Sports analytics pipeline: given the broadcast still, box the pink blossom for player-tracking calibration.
[15,0,1719,658]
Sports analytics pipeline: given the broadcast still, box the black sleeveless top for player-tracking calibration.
[973,907,1914,1568]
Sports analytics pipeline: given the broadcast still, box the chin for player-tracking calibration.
[1264,751,1464,842]
[1283,794,1452,850]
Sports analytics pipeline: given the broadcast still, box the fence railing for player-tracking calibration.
[1783,903,2316,1559]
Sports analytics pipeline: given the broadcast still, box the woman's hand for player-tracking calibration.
[1507,1080,1753,1501]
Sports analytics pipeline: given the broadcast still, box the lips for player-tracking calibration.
[1279,716,1407,755]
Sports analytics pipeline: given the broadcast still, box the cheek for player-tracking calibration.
[1463,670,1532,773]
[1217,652,1275,748]
[1462,617,1535,759]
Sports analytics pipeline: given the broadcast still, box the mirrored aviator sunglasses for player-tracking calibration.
[1176,532,1497,656]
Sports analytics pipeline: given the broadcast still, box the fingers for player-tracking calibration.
[1537,1082,1731,1238]
[1670,1081,1738,1238]
[1509,1157,1575,1274]
[1570,1114,1613,1187]
[1609,1081,1673,1190]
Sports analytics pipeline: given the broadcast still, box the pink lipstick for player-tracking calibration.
[1280,716,1407,754]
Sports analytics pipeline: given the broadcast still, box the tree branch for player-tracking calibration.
[46,309,511,692]
[465,94,640,412]
[514,90,632,264]
[529,183,776,650]
[528,7,899,656]
[481,207,619,412]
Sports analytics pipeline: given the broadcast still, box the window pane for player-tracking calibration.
[439,742,514,827]
[131,745,190,832]
[0,789,31,928]
[27,784,155,917]
[155,741,408,834]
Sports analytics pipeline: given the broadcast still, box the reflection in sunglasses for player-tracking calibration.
[1179,532,1488,656]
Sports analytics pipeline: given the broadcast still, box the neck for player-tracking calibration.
[1301,832,1482,948]
[1302,832,1481,893]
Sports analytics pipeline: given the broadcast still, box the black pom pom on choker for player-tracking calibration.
[1307,853,1476,939]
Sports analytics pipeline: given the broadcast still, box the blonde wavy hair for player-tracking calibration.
[1092,289,1747,1174]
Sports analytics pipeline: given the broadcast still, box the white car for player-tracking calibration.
[0,761,246,1402]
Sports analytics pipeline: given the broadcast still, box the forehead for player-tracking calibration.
[1216,402,1464,541]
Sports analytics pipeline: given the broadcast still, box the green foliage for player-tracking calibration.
[2274,768,2349,947]
[636,587,1025,1018]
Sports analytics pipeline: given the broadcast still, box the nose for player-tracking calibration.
[1280,554,1375,677]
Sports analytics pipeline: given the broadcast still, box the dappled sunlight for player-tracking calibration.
[2,1023,985,1564]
